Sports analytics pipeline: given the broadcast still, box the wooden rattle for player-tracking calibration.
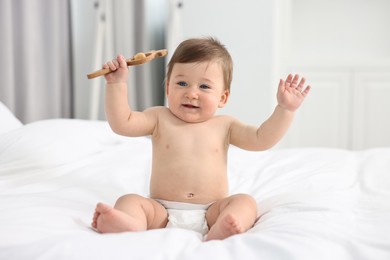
[87,49,168,79]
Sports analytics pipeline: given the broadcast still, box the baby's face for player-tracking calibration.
[166,61,229,123]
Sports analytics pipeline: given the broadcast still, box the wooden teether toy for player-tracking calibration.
[87,49,168,79]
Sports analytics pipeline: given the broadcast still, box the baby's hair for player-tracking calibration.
[166,37,233,92]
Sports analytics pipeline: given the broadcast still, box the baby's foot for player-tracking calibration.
[91,203,143,233]
[206,214,245,241]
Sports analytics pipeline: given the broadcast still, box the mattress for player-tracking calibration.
[0,105,389,259]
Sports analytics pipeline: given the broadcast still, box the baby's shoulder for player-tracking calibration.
[212,114,236,124]
[211,115,247,132]
[143,106,169,116]
[144,106,178,123]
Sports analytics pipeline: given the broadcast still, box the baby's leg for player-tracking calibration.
[92,194,168,233]
[205,194,257,241]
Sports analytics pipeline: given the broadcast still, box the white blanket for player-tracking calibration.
[0,118,389,260]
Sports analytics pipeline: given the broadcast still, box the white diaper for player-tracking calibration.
[156,199,213,236]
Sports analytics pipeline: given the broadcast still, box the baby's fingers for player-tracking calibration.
[278,78,285,93]
[301,85,311,97]
[296,77,306,92]
[102,60,117,71]
[284,74,293,88]
[117,55,127,68]
[103,55,125,71]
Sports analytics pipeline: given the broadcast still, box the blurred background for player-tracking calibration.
[1,0,389,149]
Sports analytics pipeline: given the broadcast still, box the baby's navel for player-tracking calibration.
[186,193,194,198]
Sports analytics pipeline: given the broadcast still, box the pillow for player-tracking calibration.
[0,102,23,134]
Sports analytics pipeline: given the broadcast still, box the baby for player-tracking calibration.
[92,37,310,241]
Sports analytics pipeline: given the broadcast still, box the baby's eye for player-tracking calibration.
[200,84,210,89]
[177,81,187,87]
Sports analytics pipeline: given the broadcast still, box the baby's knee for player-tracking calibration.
[115,194,145,205]
[232,194,257,209]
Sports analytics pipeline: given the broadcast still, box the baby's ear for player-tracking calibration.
[218,90,230,108]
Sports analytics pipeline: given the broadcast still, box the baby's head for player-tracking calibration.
[166,37,233,93]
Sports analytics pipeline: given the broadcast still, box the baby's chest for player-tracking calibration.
[156,123,229,150]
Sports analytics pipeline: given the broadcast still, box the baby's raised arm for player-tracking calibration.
[104,55,157,137]
[229,74,310,151]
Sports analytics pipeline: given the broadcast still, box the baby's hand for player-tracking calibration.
[277,74,311,112]
[103,55,128,84]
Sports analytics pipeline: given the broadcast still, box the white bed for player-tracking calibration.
[1,102,390,260]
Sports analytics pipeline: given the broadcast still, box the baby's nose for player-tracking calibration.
[185,88,199,99]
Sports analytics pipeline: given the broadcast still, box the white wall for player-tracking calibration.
[288,0,390,67]
[277,0,390,149]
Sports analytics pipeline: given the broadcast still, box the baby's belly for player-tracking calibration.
[149,170,229,204]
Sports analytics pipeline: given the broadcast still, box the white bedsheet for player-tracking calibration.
[0,119,389,260]
[0,102,22,135]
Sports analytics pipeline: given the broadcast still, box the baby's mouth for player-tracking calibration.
[182,104,199,109]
